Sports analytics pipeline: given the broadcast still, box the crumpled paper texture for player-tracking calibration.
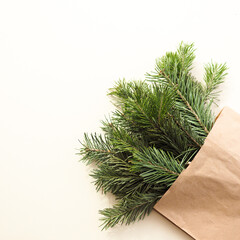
[154,107,240,240]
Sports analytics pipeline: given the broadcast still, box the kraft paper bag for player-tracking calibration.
[154,107,240,240]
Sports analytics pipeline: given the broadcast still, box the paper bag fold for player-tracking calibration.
[154,107,240,240]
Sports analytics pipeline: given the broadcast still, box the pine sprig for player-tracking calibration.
[90,156,143,196]
[132,147,183,187]
[203,62,228,102]
[109,80,192,155]
[99,192,161,230]
[79,42,227,229]
[146,42,227,144]
[79,133,114,165]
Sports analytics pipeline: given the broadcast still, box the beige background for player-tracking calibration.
[0,0,240,239]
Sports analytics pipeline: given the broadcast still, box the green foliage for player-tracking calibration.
[79,133,114,165]
[203,62,228,102]
[132,148,184,186]
[78,42,227,229]
[99,192,161,230]
[149,45,206,135]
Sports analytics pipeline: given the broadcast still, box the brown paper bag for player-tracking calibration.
[154,107,240,240]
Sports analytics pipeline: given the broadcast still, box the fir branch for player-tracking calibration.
[101,118,146,153]
[108,80,186,155]
[146,42,218,143]
[131,147,183,187]
[90,156,144,196]
[167,112,202,148]
[203,62,228,102]
[79,133,114,165]
[99,192,161,230]
[159,69,210,134]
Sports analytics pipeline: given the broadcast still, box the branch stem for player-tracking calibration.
[167,112,202,148]
[160,70,210,134]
